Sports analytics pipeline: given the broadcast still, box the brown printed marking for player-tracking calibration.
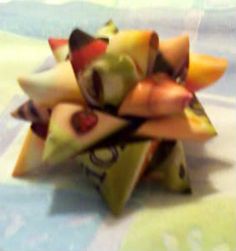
[179,164,186,179]
[174,56,189,82]
[17,105,26,119]
[89,146,119,168]
[147,32,159,74]
[28,100,40,119]
[31,123,48,139]
[91,70,103,102]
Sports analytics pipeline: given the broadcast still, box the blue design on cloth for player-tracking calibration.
[0,184,107,251]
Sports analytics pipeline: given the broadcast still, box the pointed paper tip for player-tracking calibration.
[17,76,27,88]
[48,37,68,50]
[42,135,68,166]
[211,128,218,137]
[212,56,229,77]
[10,109,18,118]
[176,33,189,46]
[186,54,228,92]
[182,92,193,108]
[180,33,189,40]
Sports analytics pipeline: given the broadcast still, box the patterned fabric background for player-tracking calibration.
[0,1,236,250]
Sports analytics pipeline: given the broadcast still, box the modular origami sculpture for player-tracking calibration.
[11,21,228,214]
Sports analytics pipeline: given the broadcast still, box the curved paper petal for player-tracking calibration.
[186,53,228,91]
[79,53,139,107]
[107,30,159,77]
[134,97,217,141]
[154,34,189,81]
[18,61,85,107]
[118,73,192,118]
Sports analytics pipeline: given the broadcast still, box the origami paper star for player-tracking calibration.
[11,21,227,214]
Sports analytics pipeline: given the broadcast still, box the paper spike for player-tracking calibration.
[134,97,217,141]
[118,73,193,118]
[186,53,228,91]
[43,103,128,165]
[18,61,85,108]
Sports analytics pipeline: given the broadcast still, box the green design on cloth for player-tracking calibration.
[120,196,236,251]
